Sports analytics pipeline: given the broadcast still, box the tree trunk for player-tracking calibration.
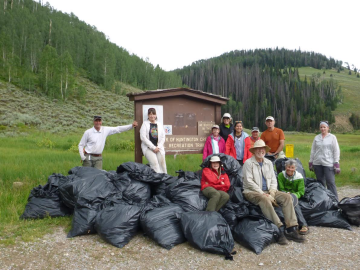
[49,19,52,45]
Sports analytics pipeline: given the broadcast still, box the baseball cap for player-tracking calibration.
[251,127,260,132]
[93,115,102,120]
[266,116,274,121]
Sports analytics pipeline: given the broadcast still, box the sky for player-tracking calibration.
[45,0,360,71]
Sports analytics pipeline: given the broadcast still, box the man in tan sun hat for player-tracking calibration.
[242,139,306,245]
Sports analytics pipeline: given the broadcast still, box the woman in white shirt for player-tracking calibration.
[309,121,340,200]
[140,108,167,173]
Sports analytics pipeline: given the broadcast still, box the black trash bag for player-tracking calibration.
[233,216,280,255]
[123,179,151,204]
[165,173,207,212]
[67,197,103,237]
[299,181,338,218]
[140,196,186,249]
[338,195,360,226]
[151,174,178,196]
[219,201,250,230]
[20,173,72,219]
[178,211,234,257]
[228,186,245,203]
[201,154,243,187]
[306,210,352,230]
[95,198,143,248]
[116,162,158,183]
[59,167,116,209]
[109,171,132,194]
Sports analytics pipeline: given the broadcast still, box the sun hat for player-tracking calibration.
[265,116,274,121]
[212,124,220,129]
[209,156,221,163]
[249,139,271,154]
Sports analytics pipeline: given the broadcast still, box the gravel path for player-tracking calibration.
[1,186,360,270]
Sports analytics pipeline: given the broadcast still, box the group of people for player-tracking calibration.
[200,113,341,244]
[78,111,341,245]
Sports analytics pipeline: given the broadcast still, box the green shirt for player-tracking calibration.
[277,171,305,199]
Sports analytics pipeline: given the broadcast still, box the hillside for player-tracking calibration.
[0,77,142,135]
[297,67,360,132]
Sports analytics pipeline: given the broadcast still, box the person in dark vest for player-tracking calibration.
[219,113,233,142]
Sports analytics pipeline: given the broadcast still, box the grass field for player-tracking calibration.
[0,130,359,245]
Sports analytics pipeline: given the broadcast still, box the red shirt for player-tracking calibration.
[243,136,259,163]
[201,167,231,192]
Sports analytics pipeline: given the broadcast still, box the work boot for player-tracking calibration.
[285,227,306,243]
[277,230,289,245]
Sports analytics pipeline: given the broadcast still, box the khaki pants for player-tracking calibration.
[202,187,230,212]
[244,190,298,228]
[144,149,167,173]
[82,154,103,170]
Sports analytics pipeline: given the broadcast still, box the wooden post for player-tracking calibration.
[134,101,143,163]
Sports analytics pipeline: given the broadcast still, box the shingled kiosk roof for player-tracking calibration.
[127,88,229,104]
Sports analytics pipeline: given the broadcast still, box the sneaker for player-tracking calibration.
[285,230,306,243]
[277,231,289,245]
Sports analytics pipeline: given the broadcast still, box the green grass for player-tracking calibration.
[298,67,360,117]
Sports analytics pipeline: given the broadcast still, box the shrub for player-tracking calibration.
[350,113,360,130]
[37,138,56,149]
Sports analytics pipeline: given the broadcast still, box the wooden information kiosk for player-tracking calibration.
[127,88,228,163]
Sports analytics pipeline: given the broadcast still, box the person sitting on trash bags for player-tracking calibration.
[242,139,306,244]
[277,159,309,235]
[201,156,231,211]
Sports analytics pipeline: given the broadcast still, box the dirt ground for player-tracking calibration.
[1,186,359,270]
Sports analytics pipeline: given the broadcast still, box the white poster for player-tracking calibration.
[163,125,172,135]
[142,105,163,125]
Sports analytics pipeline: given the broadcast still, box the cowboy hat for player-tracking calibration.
[249,139,271,154]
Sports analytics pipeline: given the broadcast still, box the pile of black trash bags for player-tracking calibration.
[21,154,356,257]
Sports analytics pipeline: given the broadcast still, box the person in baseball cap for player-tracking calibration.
[260,116,285,159]
[78,115,138,169]
[203,124,226,160]
[219,113,233,142]
[243,127,261,163]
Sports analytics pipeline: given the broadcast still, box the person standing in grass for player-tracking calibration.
[243,127,261,163]
[225,121,249,166]
[203,124,226,160]
[277,159,309,235]
[260,116,285,159]
[309,120,340,200]
[219,113,234,142]
[201,156,230,211]
[140,108,167,173]
[78,115,138,170]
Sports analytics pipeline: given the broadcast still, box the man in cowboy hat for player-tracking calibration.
[242,139,306,245]
[78,115,138,170]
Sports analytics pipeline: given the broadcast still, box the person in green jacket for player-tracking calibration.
[278,159,309,235]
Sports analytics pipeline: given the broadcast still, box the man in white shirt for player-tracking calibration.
[78,115,138,169]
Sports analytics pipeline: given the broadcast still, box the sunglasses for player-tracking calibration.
[320,120,329,124]
[235,121,243,124]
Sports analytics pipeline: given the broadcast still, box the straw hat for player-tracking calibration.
[249,139,271,154]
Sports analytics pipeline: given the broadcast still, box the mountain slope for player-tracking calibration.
[0,77,142,135]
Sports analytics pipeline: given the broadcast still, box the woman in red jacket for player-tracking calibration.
[201,156,231,211]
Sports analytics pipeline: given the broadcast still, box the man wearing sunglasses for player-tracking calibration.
[78,115,138,169]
